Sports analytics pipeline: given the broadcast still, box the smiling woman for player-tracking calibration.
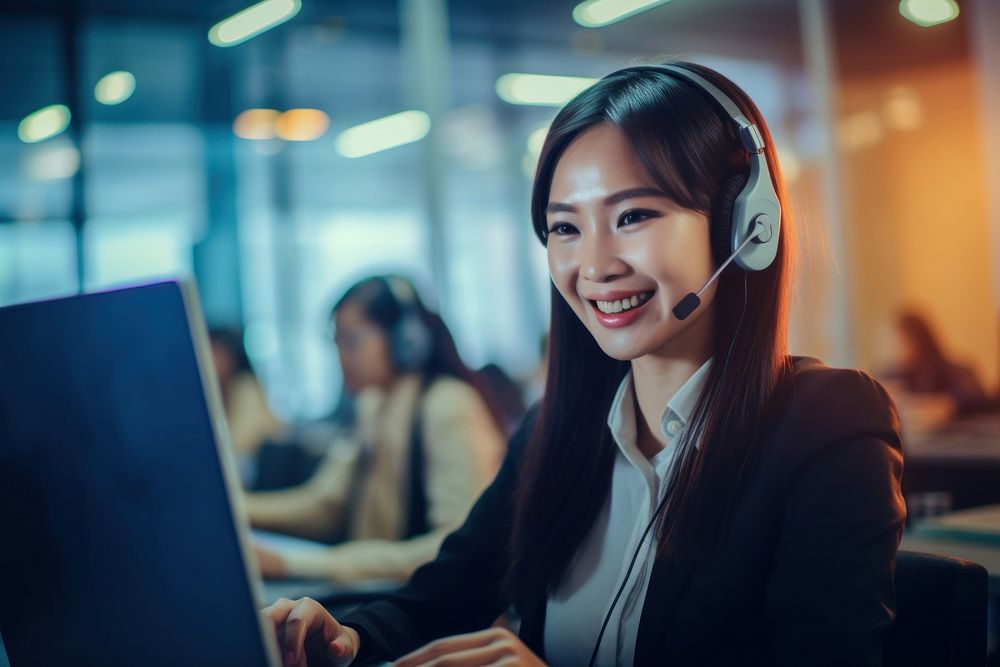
[544,132,716,357]
[262,62,905,667]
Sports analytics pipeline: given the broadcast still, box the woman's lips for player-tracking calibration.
[588,290,654,329]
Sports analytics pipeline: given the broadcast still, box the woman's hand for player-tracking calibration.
[256,545,288,579]
[392,627,546,667]
[261,597,360,667]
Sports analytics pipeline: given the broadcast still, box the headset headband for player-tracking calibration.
[617,64,767,157]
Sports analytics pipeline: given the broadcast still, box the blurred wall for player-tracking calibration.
[831,0,998,390]
[839,64,996,387]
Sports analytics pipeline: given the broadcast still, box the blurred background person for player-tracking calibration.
[247,275,506,583]
[474,362,527,435]
[880,309,991,433]
[209,327,286,481]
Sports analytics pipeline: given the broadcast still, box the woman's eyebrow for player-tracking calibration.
[545,201,576,215]
[546,187,670,215]
[603,187,669,205]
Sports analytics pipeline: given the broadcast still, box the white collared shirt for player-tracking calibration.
[543,358,712,667]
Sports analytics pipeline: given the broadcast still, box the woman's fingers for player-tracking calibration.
[261,597,296,647]
[283,598,335,666]
[262,597,296,626]
[260,597,357,667]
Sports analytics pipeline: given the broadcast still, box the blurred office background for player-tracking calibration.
[1,0,998,421]
[3,0,1000,663]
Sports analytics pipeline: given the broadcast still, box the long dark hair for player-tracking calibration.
[507,62,795,601]
[333,275,507,432]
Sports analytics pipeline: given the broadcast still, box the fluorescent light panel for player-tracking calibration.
[336,111,431,158]
[495,74,597,107]
[94,71,136,105]
[233,108,280,140]
[275,109,330,141]
[572,0,672,28]
[209,0,302,47]
[18,104,71,143]
[898,0,959,27]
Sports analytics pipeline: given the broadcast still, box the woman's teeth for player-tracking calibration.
[595,291,653,314]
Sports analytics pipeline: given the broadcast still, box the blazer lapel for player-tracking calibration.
[633,557,698,666]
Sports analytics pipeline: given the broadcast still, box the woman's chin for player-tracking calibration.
[593,336,655,362]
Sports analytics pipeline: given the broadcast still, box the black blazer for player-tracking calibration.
[341,357,906,666]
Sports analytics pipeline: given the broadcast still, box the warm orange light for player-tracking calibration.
[275,109,330,141]
[233,108,280,140]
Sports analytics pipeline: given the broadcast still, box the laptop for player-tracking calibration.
[0,281,282,666]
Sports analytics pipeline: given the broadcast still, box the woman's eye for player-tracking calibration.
[619,210,655,227]
[548,222,578,236]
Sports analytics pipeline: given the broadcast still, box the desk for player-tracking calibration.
[903,415,1000,513]
[905,414,1000,464]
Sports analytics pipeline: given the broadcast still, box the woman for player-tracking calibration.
[263,63,905,666]
[248,275,506,583]
[882,309,990,417]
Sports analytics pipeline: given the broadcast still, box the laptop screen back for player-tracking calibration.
[0,282,276,666]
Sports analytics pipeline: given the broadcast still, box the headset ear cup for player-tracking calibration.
[710,174,748,267]
[391,314,432,370]
[381,275,433,371]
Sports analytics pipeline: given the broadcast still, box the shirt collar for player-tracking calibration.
[606,357,714,454]
[664,358,713,431]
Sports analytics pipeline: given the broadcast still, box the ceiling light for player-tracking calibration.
[495,73,597,107]
[18,104,71,144]
[94,71,136,105]
[899,0,959,27]
[209,0,302,47]
[233,108,281,140]
[336,111,431,158]
[572,0,672,28]
[275,109,329,141]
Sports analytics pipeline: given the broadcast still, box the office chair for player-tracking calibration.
[886,549,988,666]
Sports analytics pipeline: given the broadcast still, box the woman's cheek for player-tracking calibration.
[546,249,577,297]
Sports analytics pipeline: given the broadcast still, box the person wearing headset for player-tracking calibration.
[247,275,506,583]
[262,62,905,666]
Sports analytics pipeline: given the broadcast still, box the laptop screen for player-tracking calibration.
[0,281,277,666]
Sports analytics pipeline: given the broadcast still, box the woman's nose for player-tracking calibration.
[580,234,629,283]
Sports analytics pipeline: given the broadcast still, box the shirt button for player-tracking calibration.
[666,419,682,434]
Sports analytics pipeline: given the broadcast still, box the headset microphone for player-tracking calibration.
[672,218,770,321]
